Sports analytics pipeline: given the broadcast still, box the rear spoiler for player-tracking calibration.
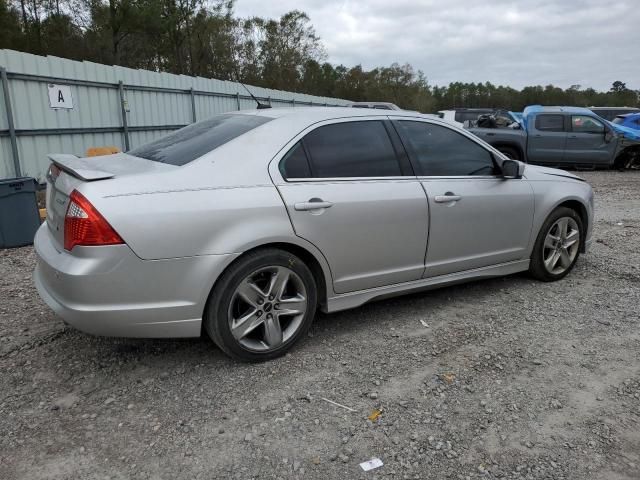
[47,154,115,181]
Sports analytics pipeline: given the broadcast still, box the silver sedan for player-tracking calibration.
[34,107,594,361]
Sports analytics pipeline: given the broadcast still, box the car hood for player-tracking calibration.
[524,164,584,182]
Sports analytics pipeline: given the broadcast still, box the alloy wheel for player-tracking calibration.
[542,217,580,275]
[228,266,307,352]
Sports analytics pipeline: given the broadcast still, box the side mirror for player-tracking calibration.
[604,129,614,143]
[501,159,522,179]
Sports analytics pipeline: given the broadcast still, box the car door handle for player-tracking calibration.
[434,193,462,203]
[485,132,495,136]
[294,200,334,211]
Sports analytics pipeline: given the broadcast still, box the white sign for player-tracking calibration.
[48,84,73,109]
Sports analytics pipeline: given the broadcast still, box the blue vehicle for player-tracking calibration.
[613,113,640,131]
[467,106,640,169]
[589,107,640,121]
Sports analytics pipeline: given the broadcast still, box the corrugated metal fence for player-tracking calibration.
[0,49,350,181]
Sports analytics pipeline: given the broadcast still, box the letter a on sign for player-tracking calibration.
[48,84,73,109]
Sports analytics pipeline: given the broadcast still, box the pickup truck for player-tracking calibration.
[467,106,640,169]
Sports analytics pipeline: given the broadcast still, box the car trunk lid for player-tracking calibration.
[44,153,175,250]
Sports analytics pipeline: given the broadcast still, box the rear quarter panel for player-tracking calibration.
[76,118,306,260]
[88,174,338,298]
[90,184,295,260]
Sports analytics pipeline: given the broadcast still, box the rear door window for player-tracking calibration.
[129,114,272,166]
[302,121,402,178]
[279,142,311,179]
[535,114,565,132]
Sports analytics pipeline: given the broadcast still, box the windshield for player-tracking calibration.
[613,117,625,125]
[129,114,273,166]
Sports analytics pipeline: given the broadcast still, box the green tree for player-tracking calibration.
[0,0,24,50]
[189,2,238,79]
[255,10,325,90]
[610,80,627,93]
[0,0,638,112]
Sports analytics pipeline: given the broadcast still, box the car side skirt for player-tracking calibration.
[325,259,530,313]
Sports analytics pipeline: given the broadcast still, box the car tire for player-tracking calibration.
[204,248,317,362]
[529,207,583,282]
[614,150,640,170]
[497,146,521,161]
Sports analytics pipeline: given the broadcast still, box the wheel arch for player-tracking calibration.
[614,145,640,170]
[201,239,333,329]
[553,199,589,253]
[258,242,329,311]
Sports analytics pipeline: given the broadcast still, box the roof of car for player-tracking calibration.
[590,106,639,110]
[349,102,401,109]
[531,106,596,115]
[237,106,435,122]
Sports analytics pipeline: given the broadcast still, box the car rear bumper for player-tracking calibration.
[33,223,239,338]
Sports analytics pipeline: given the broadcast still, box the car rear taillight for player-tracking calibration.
[64,190,124,251]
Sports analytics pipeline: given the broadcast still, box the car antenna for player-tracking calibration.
[234,75,271,110]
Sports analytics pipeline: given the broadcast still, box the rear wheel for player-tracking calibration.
[529,207,582,281]
[204,248,317,362]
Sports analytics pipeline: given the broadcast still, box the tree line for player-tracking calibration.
[1,0,638,112]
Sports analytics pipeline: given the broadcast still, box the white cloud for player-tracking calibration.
[234,0,640,91]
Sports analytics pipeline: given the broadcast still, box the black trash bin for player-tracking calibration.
[0,177,42,248]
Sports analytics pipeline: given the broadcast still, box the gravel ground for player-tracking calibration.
[1,171,639,480]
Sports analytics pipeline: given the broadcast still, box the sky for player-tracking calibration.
[235,0,640,91]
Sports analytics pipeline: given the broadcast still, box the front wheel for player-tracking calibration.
[204,248,317,362]
[529,207,582,282]
[614,149,640,170]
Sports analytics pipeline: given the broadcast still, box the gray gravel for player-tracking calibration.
[1,170,640,480]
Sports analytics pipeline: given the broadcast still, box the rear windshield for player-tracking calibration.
[128,114,272,165]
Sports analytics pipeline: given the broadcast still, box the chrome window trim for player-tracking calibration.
[417,175,504,180]
[282,176,417,183]
[268,114,511,185]
[282,175,506,183]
